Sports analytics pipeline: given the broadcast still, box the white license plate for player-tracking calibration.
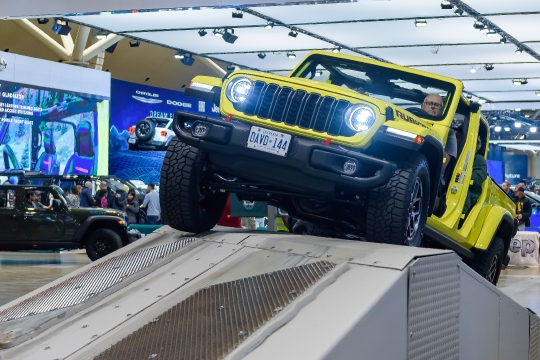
[128,138,136,144]
[247,126,291,157]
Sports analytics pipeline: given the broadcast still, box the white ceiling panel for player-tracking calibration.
[125,27,330,55]
[366,43,537,66]
[209,51,313,71]
[67,8,266,33]
[253,0,458,24]
[463,78,540,92]
[299,17,500,48]
[485,14,540,42]
[414,63,540,80]
[475,91,540,102]
[465,0,540,14]
[482,102,540,111]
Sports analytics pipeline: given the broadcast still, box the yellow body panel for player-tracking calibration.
[190,50,515,252]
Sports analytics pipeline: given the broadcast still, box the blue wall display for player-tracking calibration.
[503,153,528,185]
[109,79,218,184]
[486,160,503,185]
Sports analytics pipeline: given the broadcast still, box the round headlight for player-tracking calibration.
[227,77,253,103]
[346,105,376,132]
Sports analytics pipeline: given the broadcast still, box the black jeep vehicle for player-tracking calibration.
[0,185,130,261]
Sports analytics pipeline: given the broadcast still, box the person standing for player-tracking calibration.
[116,190,140,224]
[515,186,532,231]
[66,185,81,208]
[501,181,515,202]
[142,183,160,225]
[80,181,95,207]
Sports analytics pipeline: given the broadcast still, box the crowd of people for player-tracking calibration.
[501,180,534,231]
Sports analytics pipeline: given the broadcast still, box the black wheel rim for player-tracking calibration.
[137,123,150,137]
[94,237,112,257]
[406,177,423,246]
[487,255,499,283]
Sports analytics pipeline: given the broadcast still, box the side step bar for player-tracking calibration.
[424,225,475,260]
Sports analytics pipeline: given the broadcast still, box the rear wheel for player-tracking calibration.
[160,138,227,233]
[85,229,123,261]
[366,153,430,247]
[135,120,155,142]
[467,236,504,285]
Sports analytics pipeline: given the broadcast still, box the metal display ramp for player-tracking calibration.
[0,227,537,360]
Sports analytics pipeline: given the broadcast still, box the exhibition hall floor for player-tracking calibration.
[0,250,538,312]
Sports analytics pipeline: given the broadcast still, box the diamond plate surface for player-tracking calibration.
[94,261,335,360]
[408,253,461,360]
[0,238,197,323]
[530,311,540,360]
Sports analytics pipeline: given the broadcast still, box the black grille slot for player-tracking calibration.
[236,81,354,137]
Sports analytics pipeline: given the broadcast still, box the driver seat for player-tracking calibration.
[63,121,95,175]
[35,131,59,174]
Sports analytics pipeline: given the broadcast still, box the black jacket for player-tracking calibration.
[80,188,95,207]
[516,196,532,227]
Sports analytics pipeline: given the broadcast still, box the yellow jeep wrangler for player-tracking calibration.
[161,50,517,285]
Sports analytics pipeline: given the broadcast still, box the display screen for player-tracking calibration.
[0,81,108,175]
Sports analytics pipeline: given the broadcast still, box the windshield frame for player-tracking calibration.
[290,53,459,121]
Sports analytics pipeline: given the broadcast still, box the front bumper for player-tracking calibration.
[173,111,396,197]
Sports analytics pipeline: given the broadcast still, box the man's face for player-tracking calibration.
[421,95,443,116]
[147,185,152,192]
[519,182,526,188]
[100,182,107,190]
[502,183,509,192]
[515,190,524,199]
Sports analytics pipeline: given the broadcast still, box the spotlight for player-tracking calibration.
[454,8,464,16]
[504,126,511,132]
[466,94,472,99]
[516,48,523,54]
[315,70,323,77]
[513,79,528,85]
[536,91,540,96]
[181,54,195,66]
[198,29,207,37]
[96,30,108,40]
[213,28,225,38]
[473,21,484,30]
[232,10,243,19]
[480,26,489,34]
[531,126,538,133]
[515,108,521,112]
[288,30,298,38]
[415,19,427,27]
[174,50,185,59]
[484,63,494,71]
[257,52,266,59]
[129,39,140,47]
[332,47,341,53]
[486,29,497,37]
[287,51,296,59]
[494,125,502,132]
[514,121,522,128]
[52,18,71,35]
[105,43,117,54]
[37,18,49,25]
[500,37,508,44]
[265,22,274,30]
[478,99,486,104]
[223,29,238,44]
[469,66,477,73]
[441,1,453,9]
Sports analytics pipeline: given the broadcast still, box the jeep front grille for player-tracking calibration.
[235,81,355,137]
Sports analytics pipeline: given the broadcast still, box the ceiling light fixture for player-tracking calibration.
[494,125,502,132]
[478,99,486,104]
[440,1,453,9]
[486,29,497,37]
[473,21,485,30]
[516,48,523,54]
[232,9,243,19]
[129,39,140,47]
[174,50,185,59]
[257,52,266,59]
[536,91,540,96]
[504,126,511,132]
[514,121,522,128]
[332,47,341,53]
[223,29,238,44]
[52,18,71,35]
[181,54,195,66]
[515,108,521,112]
[513,78,528,85]
[484,63,494,71]
[265,22,274,30]
[480,26,489,34]
[198,29,207,37]
[315,70,323,77]
[287,51,296,59]
[96,30,108,40]
[37,18,49,25]
[213,28,225,38]
[469,66,477,73]
[415,19,427,27]
[500,37,508,44]
[288,30,298,38]
[531,126,538,133]
[454,8,464,16]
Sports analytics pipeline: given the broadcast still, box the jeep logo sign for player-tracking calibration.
[509,238,536,257]
[167,100,192,108]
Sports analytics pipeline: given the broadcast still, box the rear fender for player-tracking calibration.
[474,206,515,252]
[73,215,127,245]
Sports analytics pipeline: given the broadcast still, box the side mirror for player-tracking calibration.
[52,199,61,211]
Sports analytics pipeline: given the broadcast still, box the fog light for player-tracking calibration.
[193,123,209,137]
[343,160,357,175]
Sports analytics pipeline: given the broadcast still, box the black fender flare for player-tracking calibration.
[73,215,126,245]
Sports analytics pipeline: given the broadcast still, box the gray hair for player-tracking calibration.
[85,181,93,188]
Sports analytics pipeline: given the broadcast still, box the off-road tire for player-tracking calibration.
[86,229,123,261]
[160,138,227,233]
[135,120,155,142]
[366,153,430,246]
[467,236,504,285]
